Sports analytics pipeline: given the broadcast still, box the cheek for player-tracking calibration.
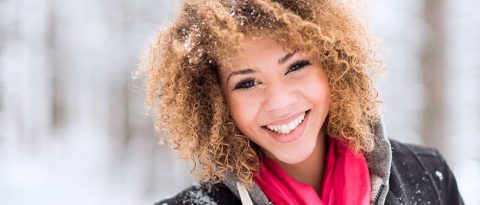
[307,82,329,104]
[300,72,330,105]
[226,93,261,133]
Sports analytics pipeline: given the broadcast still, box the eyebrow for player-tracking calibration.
[278,50,297,65]
[226,51,298,84]
[226,68,256,84]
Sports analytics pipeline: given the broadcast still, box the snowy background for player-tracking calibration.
[0,0,479,204]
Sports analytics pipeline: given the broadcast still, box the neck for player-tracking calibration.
[275,133,327,194]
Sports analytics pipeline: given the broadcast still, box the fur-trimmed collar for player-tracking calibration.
[223,118,392,205]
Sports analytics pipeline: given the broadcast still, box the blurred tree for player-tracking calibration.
[421,0,448,154]
[47,0,66,132]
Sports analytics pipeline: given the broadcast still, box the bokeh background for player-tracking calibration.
[1,0,479,204]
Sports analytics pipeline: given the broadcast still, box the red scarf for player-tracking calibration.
[254,137,371,205]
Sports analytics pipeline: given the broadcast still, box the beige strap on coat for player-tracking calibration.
[236,182,254,205]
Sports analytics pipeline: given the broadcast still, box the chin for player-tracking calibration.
[278,155,310,165]
[273,141,317,165]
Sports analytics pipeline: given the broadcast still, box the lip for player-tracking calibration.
[263,110,307,126]
[262,110,310,143]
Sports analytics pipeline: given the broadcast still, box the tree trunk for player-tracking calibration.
[421,0,447,153]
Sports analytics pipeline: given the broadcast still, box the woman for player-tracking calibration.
[139,0,464,204]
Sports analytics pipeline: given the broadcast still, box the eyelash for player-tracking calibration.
[234,78,257,90]
[286,60,311,75]
[233,59,311,90]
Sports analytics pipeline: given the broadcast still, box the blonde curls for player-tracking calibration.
[138,0,382,188]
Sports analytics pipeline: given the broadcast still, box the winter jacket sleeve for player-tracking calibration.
[434,149,464,205]
[389,139,464,205]
[154,183,242,205]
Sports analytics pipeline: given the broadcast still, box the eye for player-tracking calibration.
[233,78,259,90]
[285,60,311,75]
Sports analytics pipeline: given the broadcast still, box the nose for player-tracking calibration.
[263,82,297,113]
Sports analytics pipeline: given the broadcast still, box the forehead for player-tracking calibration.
[222,37,292,70]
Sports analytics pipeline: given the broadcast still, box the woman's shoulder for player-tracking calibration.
[388,138,456,173]
[154,183,241,205]
[389,138,440,158]
[388,138,454,182]
[387,138,464,204]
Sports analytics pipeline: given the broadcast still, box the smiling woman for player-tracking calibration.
[219,37,331,194]
[138,0,464,204]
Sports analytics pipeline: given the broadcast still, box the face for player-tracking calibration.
[218,37,330,165]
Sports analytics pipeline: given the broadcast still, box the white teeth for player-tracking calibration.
[266,112,306,134]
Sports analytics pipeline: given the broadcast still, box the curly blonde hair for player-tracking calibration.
[138,0,382,187]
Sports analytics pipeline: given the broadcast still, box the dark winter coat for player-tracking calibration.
[156,120,464,205]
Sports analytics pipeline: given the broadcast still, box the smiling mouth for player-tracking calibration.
[262,110,310,135]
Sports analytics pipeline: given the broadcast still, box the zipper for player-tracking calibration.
[373,184,384,205]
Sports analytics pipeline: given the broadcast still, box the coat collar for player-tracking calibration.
[223,118,392,205]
